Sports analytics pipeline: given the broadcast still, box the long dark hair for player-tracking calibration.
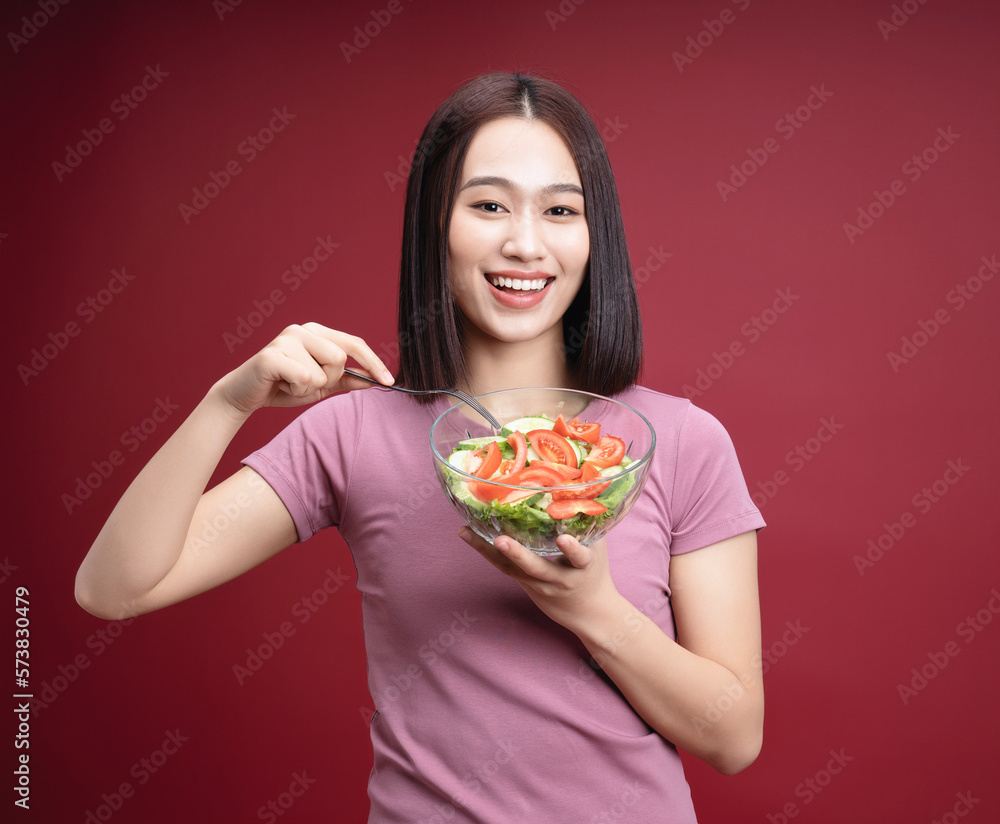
[396,72,642,398]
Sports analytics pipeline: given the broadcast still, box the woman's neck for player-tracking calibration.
[459,323,573,396]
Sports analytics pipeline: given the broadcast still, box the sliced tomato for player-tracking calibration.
[580,460,601,482]
[569,416,602,443]
[469,479,506,502]
[552,414,573,439]
[471,464,563,504]
[587,435,626,468]
[546,498,608,519]
[465,441,502,478]
[498,430,528,476]
[568,417,601,443]
[496,465,565,504]
[551,461,611,501]
[531,460,582,481]
[553,414,601,444]
[527,429,578,469]
[497,481,544,505]
[506,465,566,487]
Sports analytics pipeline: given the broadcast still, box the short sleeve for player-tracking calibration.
[241,392,363,543]
[668,405,765,555]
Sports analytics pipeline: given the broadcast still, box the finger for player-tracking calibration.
[273,328,366,397]
[492,534,563,581]
[459,527,512,574]
[252,343,326,401]
[271,350,331,401]
[554,534,593,569]
[301,323,395,385]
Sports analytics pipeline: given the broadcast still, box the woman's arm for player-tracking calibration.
[460,529,763,775]
[75,323,393,620]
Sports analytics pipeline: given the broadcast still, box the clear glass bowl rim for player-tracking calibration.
[429,386,657,493]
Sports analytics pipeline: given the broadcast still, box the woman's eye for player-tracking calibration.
[546,206,580,217]
[474,202,505,213]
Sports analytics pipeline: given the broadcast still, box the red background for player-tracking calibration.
[4,0,998,822]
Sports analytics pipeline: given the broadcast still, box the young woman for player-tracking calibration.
[76,73,765,823]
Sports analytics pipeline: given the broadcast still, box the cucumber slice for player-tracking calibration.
[452,435,508,452]
[596,466,636,509]
[501,415,555,436]
[447,449,471,470]
[526,439,586,466]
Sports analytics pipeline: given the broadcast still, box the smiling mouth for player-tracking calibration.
[485,274,553,292]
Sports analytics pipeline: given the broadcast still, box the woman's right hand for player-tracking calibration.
[213,322,395,419]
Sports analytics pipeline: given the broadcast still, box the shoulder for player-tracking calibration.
[614,384,728,438]
[290,386,424,429]
[614,384,745,476]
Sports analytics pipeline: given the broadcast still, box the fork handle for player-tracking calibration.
[343,369,500,430]
[343,368,383,386]
[343,369,425,394]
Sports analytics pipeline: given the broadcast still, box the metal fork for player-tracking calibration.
[343,369,502,431]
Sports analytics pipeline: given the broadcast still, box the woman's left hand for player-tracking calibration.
[458,528,626,636]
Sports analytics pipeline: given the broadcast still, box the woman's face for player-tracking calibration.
[448,117,590,348]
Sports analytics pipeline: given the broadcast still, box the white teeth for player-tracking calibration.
[490,276,547,291]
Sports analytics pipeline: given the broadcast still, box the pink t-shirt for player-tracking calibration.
[243,384,765,823]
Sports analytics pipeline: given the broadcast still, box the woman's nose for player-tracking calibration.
[501,215,545,262]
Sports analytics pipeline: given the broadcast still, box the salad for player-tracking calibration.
[443,412,637,544]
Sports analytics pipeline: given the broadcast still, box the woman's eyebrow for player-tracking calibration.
[459,175,584,197]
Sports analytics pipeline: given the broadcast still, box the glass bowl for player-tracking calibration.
[430,387,656,556]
